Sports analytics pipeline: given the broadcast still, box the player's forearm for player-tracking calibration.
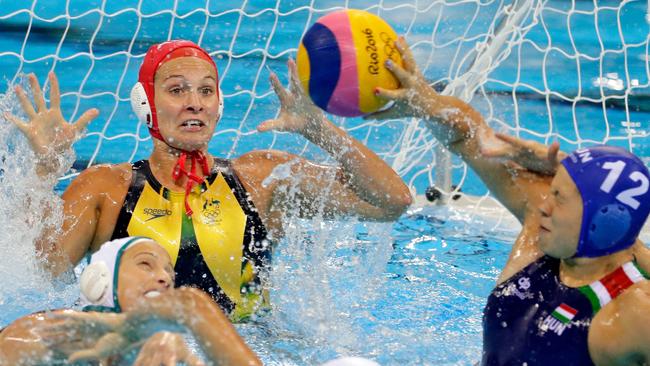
[419,93,489,158]
[302,117,412,217]
[35,240,74,278]
[135,288,262,366]
[179,290,262,366]
[418,94,518,189]
[0,321,57,366]
[32,200,75,278]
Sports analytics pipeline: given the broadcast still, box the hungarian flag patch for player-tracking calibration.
[551,303,578,324]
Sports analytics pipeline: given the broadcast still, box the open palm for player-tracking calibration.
[258,58,324,137]
[4,72,98,157]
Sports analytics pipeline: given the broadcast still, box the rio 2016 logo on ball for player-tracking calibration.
[297,9,403,117]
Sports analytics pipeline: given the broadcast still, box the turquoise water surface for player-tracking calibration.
[0,1,649,365]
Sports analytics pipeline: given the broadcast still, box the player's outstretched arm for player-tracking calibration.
[250,59,412,222]
[367,37,551,222]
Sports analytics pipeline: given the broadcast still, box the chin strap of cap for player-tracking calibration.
[172,150,211,217]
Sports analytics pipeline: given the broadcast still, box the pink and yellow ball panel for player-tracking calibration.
[297,9,403,117]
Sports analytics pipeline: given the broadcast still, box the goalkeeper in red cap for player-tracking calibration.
[5,40,412,321]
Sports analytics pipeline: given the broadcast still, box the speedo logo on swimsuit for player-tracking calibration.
[143,208,172,221]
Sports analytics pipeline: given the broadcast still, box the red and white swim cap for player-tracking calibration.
[133,40,220,141]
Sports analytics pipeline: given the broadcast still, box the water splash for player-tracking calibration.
[240,159,516,365]
[0,77,78,326]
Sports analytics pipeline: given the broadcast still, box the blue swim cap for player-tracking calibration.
[561,145,650,258]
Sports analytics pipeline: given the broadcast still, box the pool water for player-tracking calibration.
[0,1,649,365]
[237,210,517,365]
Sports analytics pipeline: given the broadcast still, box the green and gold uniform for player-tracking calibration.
[111,158,270,320]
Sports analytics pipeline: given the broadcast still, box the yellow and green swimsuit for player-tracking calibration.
[111,158,270,321]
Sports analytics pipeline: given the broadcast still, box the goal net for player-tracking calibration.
[0,0,648,226]
[1,1,649,362]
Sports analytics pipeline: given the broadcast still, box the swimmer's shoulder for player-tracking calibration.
[232,149,299,187]
[62,163,132,225]
[589,278,650,364]
[233,150,298,170]
[64,162,132,196]
[0,309,63,340]
[231,150,299,231]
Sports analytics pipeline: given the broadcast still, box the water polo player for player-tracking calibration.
[368,37,650,365]
[0,237,261,365]
[5,40,411,320]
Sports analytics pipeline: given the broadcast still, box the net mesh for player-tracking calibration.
[0,0,648,218]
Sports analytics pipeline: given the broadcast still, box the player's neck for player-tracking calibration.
[560,249,634,287]
[149,141,212,190]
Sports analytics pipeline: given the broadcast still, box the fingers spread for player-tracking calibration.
[28,73,46,112]
[548,141,567,164]
[14,85,36,118]
[385,59,411,86]
[287,58,303,93]
[73,108,99,134]
[493,132,521,146]
[4,112,29,134]
[374,87,404,101]
[48,71,61,110]
[257,119,282,132]
[396,37,417,73]
[269,71,289,104]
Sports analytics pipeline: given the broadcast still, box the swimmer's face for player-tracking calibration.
[154,57,220,151]
[537,166,583,258]
[116,240,175,312]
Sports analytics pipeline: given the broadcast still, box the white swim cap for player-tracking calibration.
[79,236,152,312]
[321,357,381,366]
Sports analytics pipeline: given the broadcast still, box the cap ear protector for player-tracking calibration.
[130,82,153,128]
[79,261,110,303]
[130,82,224,129]
[78,236,153,312]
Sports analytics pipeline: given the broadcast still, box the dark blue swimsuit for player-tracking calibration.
[482,256,595,366]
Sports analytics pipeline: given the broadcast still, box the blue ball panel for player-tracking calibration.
[301,23,341,111]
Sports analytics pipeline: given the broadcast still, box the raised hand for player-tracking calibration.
[481,133,566,175]
[364,37,439,120]
[258,58,325,138]
[4,72,98,173]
